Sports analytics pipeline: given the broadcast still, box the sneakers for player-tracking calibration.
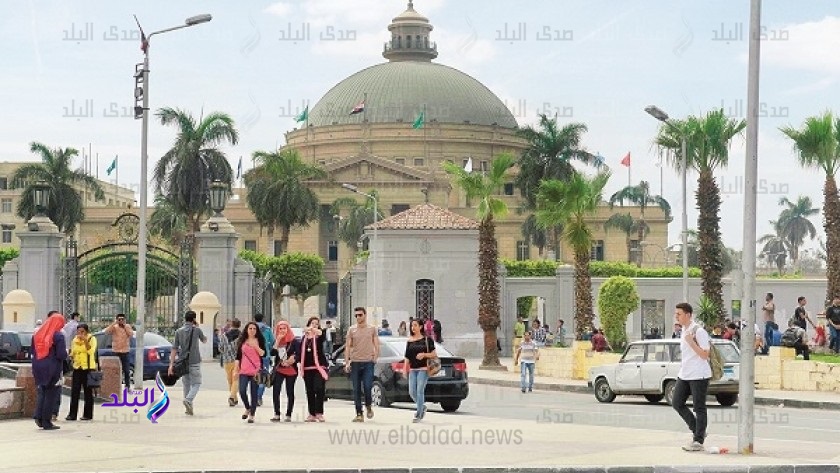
[285,415,292,422]
[412,416,421,423]
[521,388,526,393]
[352,414,364,422]
[305,415,317,422]
[366,405,374,419]
[247,416,255,424]
[271,415,283,422]
[682,441,704,452]
[183,400,194,416]
[528,387,533,392]
[257,398,263,407]
[316,414,325,422]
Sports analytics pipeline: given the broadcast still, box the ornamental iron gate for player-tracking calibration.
[415,279,434,320]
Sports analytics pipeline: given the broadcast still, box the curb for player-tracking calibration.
[469,376,840,410]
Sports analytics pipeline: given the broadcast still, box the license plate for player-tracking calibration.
[434,368,447,377]
[722,367,734,380]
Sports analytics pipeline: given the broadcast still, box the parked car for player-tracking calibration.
[93,331,177,386]
[17,331,34,361]
[588,339,740,406]
[0,331,25,362]
[325,336,469,412]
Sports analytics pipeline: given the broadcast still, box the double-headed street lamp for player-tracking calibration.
[645,105,689,303]
[133,13,212,389]
[341,183,378,317]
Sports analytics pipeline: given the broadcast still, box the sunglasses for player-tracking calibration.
[354,313,365,317]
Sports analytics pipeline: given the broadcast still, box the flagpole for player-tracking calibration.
[423,104,427,162]
[96,153,99,180]
[115,155,119,207]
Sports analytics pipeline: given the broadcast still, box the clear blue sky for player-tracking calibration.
[2,0,838,252]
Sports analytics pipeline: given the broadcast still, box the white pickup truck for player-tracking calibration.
[588,339,740,406]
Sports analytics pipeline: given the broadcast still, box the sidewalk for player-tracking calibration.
[466,357,840,410]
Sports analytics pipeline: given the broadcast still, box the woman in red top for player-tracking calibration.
[271,320,300,422]
[235,322,266,423]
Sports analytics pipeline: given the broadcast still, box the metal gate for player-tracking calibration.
[252,275,274,322]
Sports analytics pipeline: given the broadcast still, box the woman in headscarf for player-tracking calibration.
[31,311,67,430]
[270,320,300,422]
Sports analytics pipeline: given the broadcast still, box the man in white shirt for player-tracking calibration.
[672,302,711,452]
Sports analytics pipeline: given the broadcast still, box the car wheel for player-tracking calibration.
[716,393,737,407]
[371,380,391,407]
[664,381,676,406]
[644,394,664,404]
[594,377,616,403]
[440,400,461,412]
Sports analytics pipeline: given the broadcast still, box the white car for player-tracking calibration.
[588,339,740,406]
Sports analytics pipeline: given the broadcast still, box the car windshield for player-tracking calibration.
[18,332,33,346]
[713,341,740,363]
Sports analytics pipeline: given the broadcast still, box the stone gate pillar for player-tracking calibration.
[17,215,63,320]
[194,213,238,329]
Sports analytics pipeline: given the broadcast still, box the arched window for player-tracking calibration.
[406,35,412,48]
[424,36,429,49]
[397,36,401,48]
[416,279,434,320]
[416,35,421,48]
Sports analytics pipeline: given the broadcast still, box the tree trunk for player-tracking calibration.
[574,247,593,340]
[824,176,840,302]
[280,225,291,255]
[625,233,632,263]
[636,210,646,268]
[478,216,501,367]
[696,170,726,322]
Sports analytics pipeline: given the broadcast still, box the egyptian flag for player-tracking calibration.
[349,100,365,115]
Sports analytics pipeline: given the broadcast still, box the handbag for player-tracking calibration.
[172,327,195,379]
[86,351,103,387]
[425,336,441,376]
[244,345,270,386]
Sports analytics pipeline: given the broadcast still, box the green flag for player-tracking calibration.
[412,110,425,129]
[294,105,309,123]
[106,156,117,176]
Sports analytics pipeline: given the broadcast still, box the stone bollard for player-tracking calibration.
[98,356,122,402]
[14,365,36,417]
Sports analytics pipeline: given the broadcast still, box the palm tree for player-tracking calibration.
[516,114,603,259]
[777,195,818,270]
[331,190,382,252]
[608,180,671,259]
[244,149,326,253]
[443,153,515,368]
[536,171,611,340]
[759,220,788,274]
[152,107,238,234]
[148,194,188,248]
[11,142,104,234]
[520,214,548,258]
[654,109,746,321]
[781,112,840,299]
[603,213,649,264]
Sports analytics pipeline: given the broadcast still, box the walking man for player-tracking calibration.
[672,302,711,452]
[168,311,207,415]
[762,293,776,355]
[345,307,380,422]
[105,313,134,387]
[514,330,539,393]
[819,296,840,353]
[219,318,241,406]
[254,313,275,406]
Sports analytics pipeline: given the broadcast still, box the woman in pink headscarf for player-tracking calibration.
[31,311,67,430]
[270,320,300,422]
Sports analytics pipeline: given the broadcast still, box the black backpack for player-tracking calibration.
[780,327,800,347]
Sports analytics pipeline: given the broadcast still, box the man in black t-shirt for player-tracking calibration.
[820,296,840,353]
[793,296,815,331]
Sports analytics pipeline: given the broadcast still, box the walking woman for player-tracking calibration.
[300,316,328,422]
[235,321,266,423]
[32,312,67,430]
[397,321,408,337]
[271,320,300,422]
[66,323,97,421]
[402,319,437,422]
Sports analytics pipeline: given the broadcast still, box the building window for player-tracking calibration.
[391,204,409,216]
[327,282,338,317]
[416,279,434,320]
[244,240,257,251]
[0,178,7,190]
[1,198,11,213]
[504,183,515,196]
[516,240,530,261]
[395,157,405,165]
[273,240,284,256]
[413,158,424,167]
[480,160,489,172]
[591,240,604,261]
[1,229,11,243]
[462,158,470,169]
[328,240,338,261]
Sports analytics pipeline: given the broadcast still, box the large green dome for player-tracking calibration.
[308,61,518,129]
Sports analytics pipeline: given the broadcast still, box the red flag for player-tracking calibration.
[620,152,631,167]
[349,100,365,115]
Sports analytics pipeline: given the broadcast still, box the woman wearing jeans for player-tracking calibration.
[271,320,300,422]
[235,322,265,423]
[402,319,436,423]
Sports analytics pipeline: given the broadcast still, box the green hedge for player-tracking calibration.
[501,259,702,278]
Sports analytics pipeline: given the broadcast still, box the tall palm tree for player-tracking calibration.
[608,180,671,253]
[244,149,326,253]
[536,171,611,340]
[654,109,746,321]
[443,153,515,368]
[331,190,382,251]
[516,114,603,259]
[777,195,819,269]
[759,220,788,274]
[781,113,840,298]
[148,194,187,248]
[152,107,238,234]
[603,213,649,264]
[11,142,104,234]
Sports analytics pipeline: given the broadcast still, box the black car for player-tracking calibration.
[93,331,177,386]
[325,336,469,412]
[17,331,34,361]
[0,331,25,362]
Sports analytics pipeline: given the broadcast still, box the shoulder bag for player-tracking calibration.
[245,347,271,386]
[172,327,194,379]
[425,337,441,376]
[86,342,103,388]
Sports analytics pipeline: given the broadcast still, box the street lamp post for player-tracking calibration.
[645,105,689,303]
[133,13,212,389]
[341,183,378,317]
